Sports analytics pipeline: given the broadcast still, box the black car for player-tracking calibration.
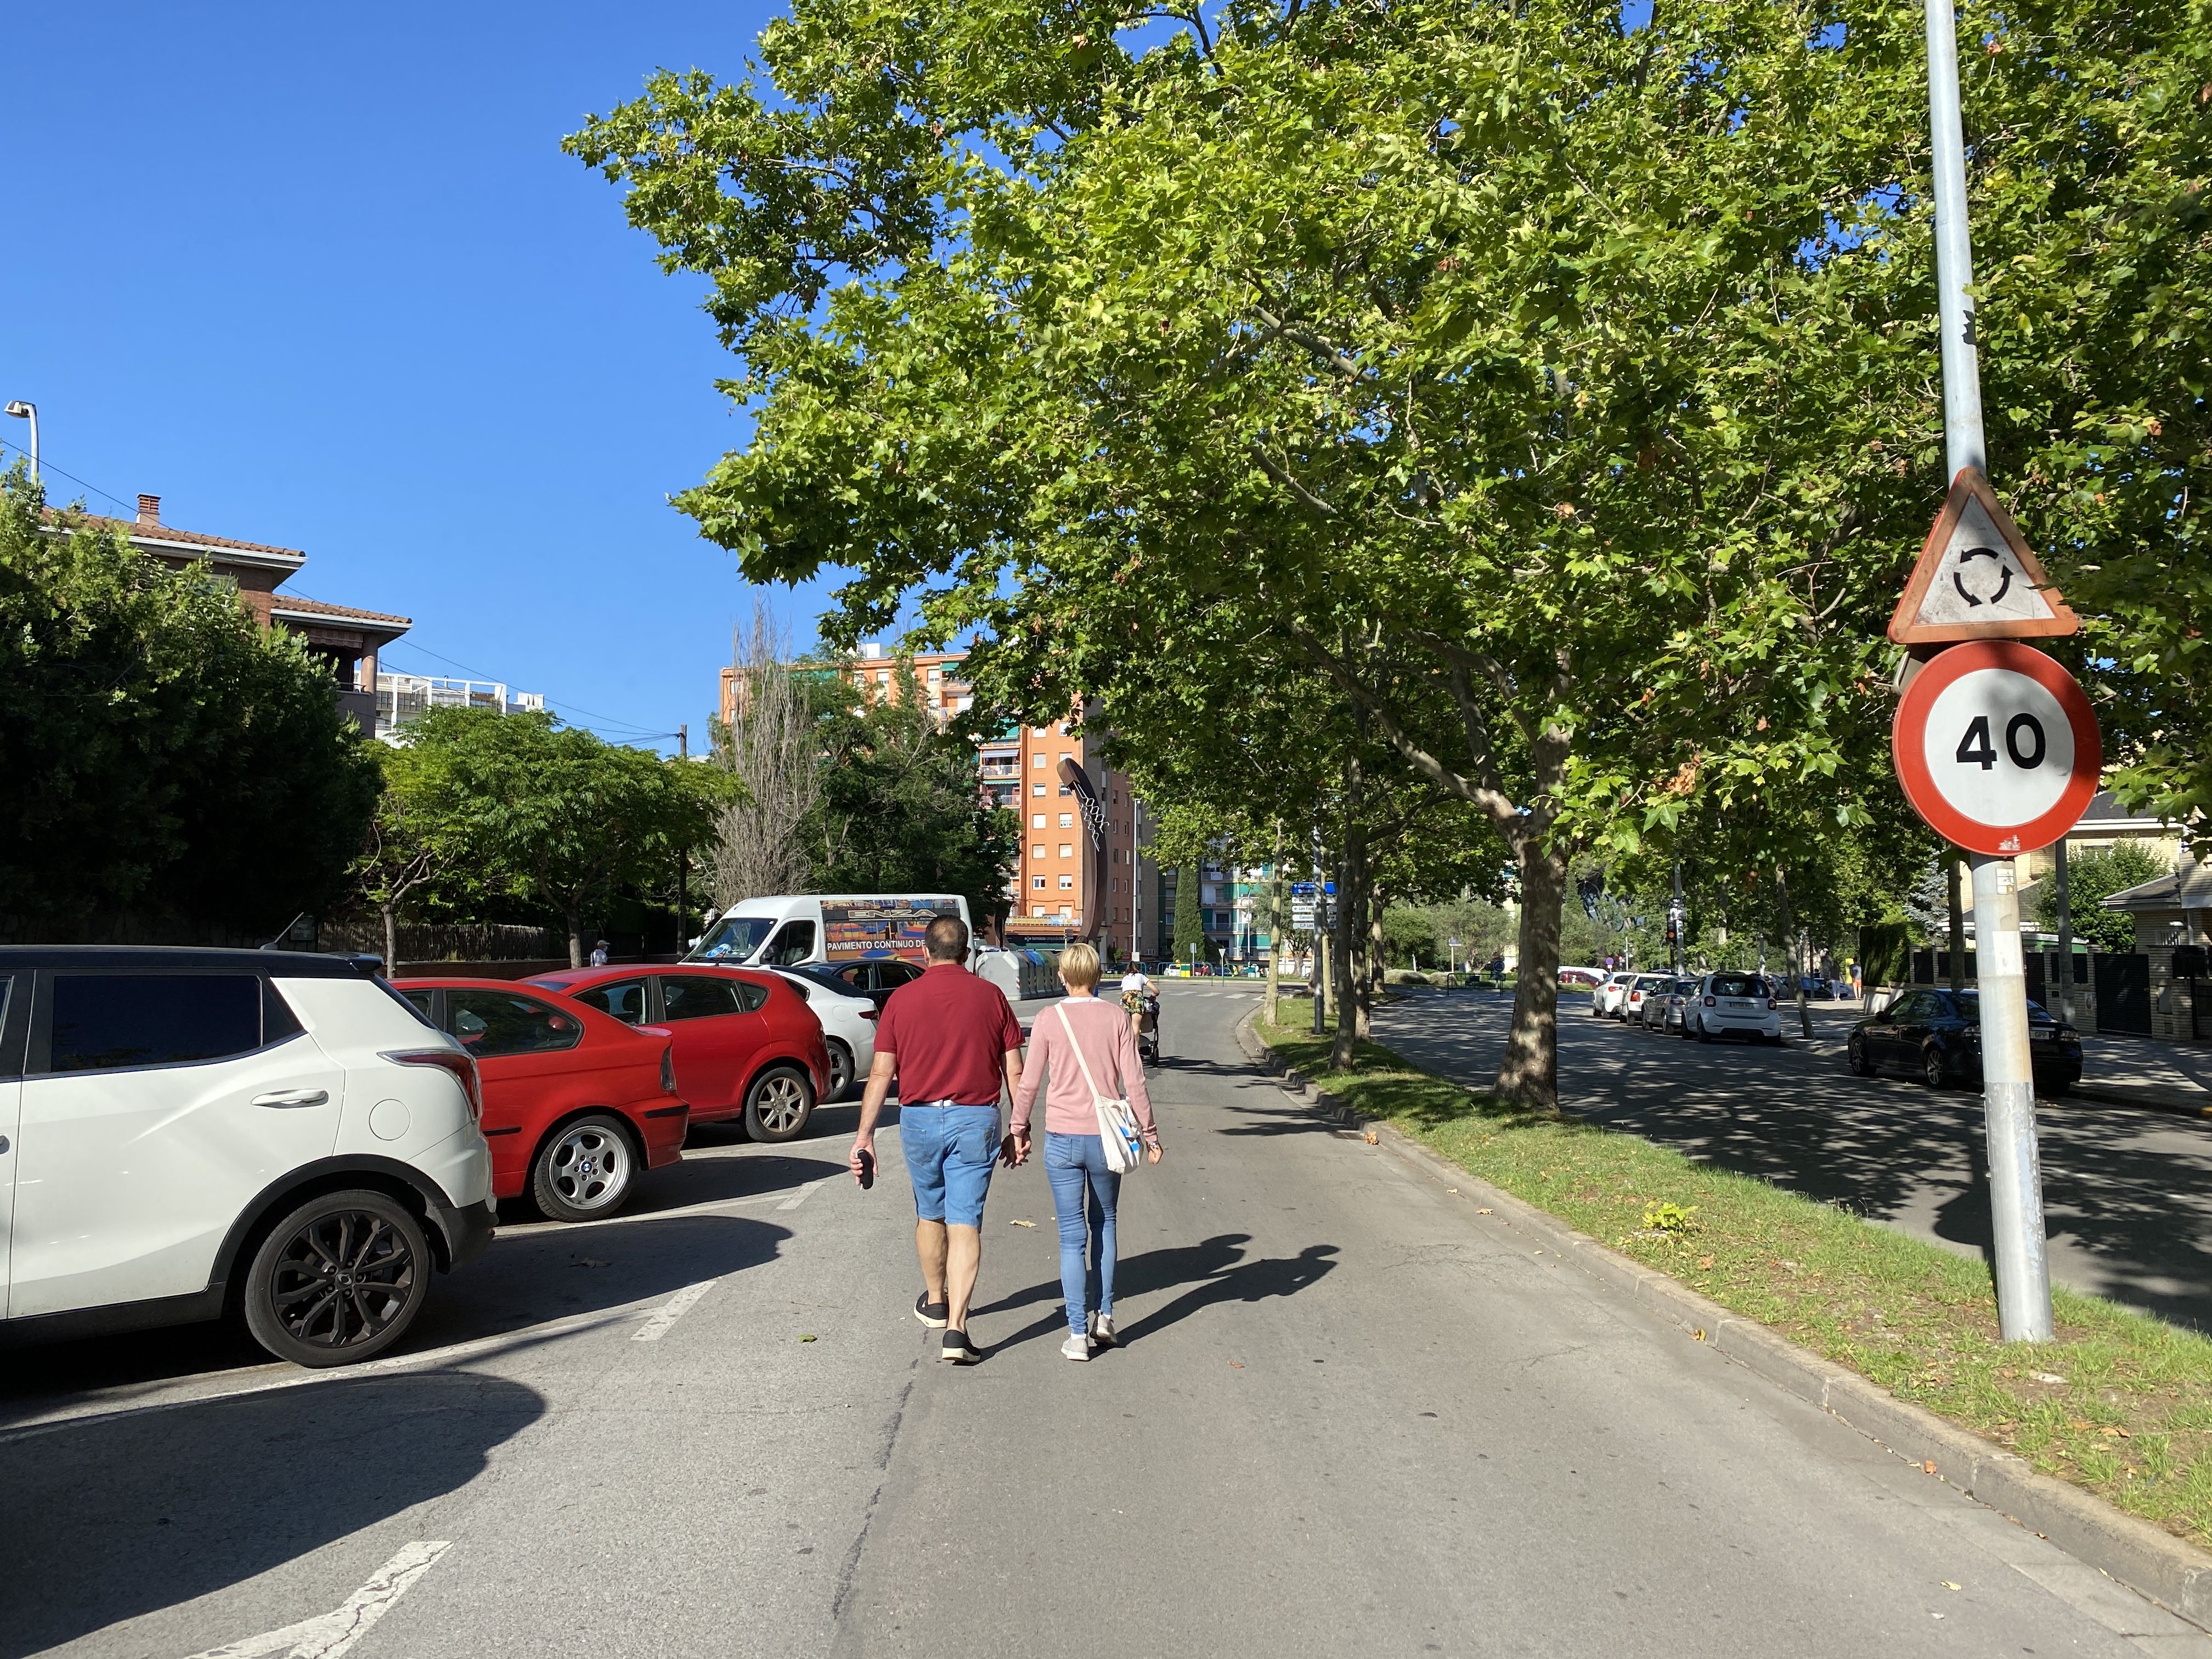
[784,957,926,1014]
[1846,987,2083,1093]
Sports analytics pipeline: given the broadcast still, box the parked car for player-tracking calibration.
[1798,973,1835,1001]
[764,966,879,1100]
[527,964,829,1142]
[1639,977,1688,1031]
[787,957,926,1016]
[1559,966,1607,991]
[1683,970,1785,1043]
[1592,972,1633,1017]
[0,947,494,1368]
[395,978,689,1221]
[1846,987,2083,1093]
[1619,972,1669,1024]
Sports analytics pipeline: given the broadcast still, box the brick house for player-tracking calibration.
[57,494,410,733]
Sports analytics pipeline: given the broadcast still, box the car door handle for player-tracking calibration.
[251,1088,330,1108]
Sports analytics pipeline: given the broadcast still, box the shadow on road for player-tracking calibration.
[1377,998,2212,1331]
[2,1213,792,1410]
[975,1233,1340,1355]
[0,1370,544,1658]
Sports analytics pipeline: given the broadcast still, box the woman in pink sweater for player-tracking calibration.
[1011,943,1162,1360]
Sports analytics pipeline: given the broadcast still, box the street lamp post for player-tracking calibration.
[4,401,36,479]
[1922,0,2052,1342]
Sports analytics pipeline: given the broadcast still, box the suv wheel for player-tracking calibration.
[243,1189,429,1368]
[533,1115,637,1222]
[744,1066,816,1142]
[825,1039,855,1103]
[1922,1047,1949,1089]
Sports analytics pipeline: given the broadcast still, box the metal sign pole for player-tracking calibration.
[1924,0,2052,1342]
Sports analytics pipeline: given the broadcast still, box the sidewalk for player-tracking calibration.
[2073,1034,2212,1119]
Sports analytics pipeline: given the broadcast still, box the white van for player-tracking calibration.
[689,894,975,971]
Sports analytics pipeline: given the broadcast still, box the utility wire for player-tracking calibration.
[0,436,140,516]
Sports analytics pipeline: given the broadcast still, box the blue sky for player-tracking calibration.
[4,2,829,752]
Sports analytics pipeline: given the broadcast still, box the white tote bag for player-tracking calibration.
[1055,1003,1144,1173]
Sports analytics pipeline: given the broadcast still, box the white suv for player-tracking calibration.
[0,947,495,1367]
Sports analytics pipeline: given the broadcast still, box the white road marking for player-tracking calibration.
[632,1278,718,1342]
[183,1539,450,1659]
[776,1178,829,1211]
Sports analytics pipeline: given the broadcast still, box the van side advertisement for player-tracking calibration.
[822,899,960,963]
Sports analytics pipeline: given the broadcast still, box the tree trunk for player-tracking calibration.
[1946,854,1967,992]
[382,903,399,977]
[567,907,585,969]
[1778,872,1813,1039]
[1496,839,1567,1109]
[1331,847,1359,1069]
[1264,823,1283,1029]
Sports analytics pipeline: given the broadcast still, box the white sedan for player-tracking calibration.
[767,967,878,1101]
[1683,970,1784,1044]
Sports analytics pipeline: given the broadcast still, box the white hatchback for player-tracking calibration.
[765,966,878,1101]
[0,947,495,1367]
[1684,970,1785,1044]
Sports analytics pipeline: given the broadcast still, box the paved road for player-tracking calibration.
[3,987,2203,1657]
[1375,990,2212,1331]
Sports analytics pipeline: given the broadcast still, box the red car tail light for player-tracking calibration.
[860,1007,879,1020]
[661,1043,678,1095]
[1703,995,1716,1006]
[383,1047,484,1122]
[1765,998,1778,1010]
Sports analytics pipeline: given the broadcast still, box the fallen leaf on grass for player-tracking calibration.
[1697,1255,1715,1269]
[1009,1219,1037,1228]
[2068,1419,2095,1430]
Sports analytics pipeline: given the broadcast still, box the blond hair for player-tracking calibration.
[1058,942,1102,990]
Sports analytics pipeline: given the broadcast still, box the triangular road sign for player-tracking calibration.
[1888,469,2080,645]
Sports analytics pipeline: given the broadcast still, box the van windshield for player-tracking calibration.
[692,915,779,962]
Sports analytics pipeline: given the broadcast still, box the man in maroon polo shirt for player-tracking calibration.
[850,915,1025,1364]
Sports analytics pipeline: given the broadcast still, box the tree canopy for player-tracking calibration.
[1,467,379,940]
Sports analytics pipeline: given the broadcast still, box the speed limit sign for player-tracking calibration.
[1892,640,2100,855]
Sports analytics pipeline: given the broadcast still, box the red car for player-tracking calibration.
[526,964,829,1143]
[395,978,689,1222]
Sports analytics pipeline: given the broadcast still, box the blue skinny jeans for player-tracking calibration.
[1044,1131,1120,1335]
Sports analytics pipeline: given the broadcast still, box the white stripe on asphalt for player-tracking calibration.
[183,1539,450,1659]
[632,1278,717,1342]
[776,1178,829,1211]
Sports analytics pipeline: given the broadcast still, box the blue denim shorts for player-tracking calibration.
[899,1104,1000,1227]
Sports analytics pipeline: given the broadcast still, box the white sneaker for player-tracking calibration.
[1060,1333,1092,1362]
[1089,1312,1116,1348]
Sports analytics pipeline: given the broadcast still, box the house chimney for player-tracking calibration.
[137,494,160,525]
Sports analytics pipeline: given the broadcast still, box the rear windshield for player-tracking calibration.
[1708,973,1764,997]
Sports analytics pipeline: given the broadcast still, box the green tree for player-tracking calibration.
[0,467,377,938]
[2038,843,2170,955]
[349,741,466,971]
[407,707,727,966]
[803,660,1020,927]
[1171,865,1205,966]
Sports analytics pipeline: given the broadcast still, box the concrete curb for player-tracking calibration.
[2068,1081,2212,1122]
[1233,1008,2212,1633]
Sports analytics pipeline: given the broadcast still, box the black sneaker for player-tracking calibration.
[915,1291,948,1329]
[940,1330,981,1364]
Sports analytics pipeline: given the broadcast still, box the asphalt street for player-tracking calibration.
[1374,989,2212,1331]
[4,986,2206,1657]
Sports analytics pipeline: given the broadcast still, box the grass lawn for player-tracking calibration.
[1256,1011,2212,1550]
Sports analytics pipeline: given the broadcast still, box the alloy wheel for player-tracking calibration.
[546,1121,633,1213]
[267,1208,417,1351]
[752,1073,810,1138]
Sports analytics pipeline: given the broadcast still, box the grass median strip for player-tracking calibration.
[1257,1012,2212,1550]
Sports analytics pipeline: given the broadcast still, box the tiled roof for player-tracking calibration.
[270,593,413,630]
[48,507,307,562]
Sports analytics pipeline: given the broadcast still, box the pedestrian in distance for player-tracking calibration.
[588,936,612,968]
[1012,943,1161,1362]
[849,915,1025,1365]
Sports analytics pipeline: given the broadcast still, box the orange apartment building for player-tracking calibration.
[718,642,1156,957]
